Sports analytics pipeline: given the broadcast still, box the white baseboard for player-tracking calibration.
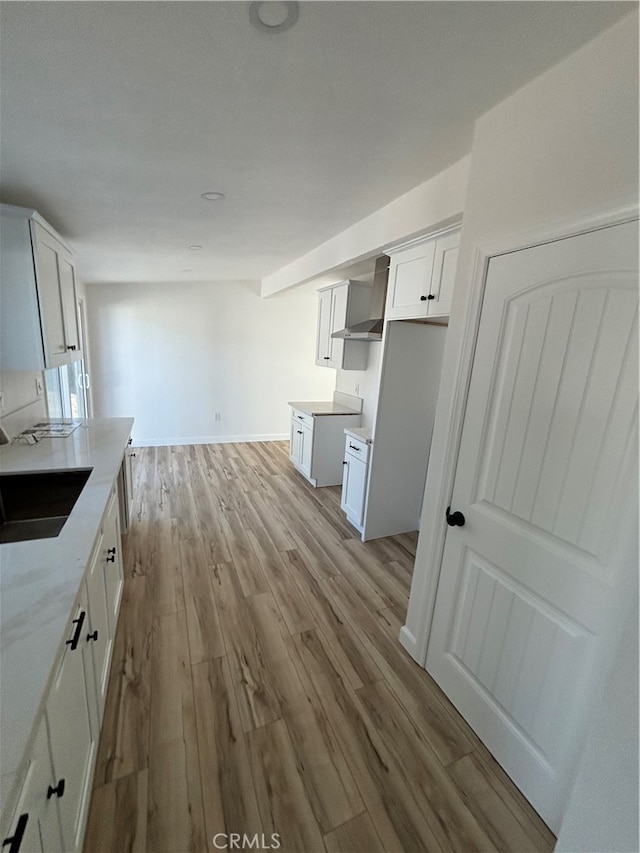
[133,433,288,448]
[399,624,420,662]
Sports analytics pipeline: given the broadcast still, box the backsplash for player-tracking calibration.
[0,370,47,440]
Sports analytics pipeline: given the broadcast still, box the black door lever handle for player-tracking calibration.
[446,506,465,527]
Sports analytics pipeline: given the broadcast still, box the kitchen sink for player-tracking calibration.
[0,468,93,544]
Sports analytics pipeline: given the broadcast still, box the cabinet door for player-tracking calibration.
[299,423,313,477]
[386,241,436,320]
[327,284,347,369]
[316,289,333,365]
[290,418,303,466]
[84,535,112,730]
[428,231,459,317]
[1,719,63,853]
[102,490,124,639]
[341,456,368,526]
[58,252,81,356]
[31,222,67,367]
[46,601,95,853]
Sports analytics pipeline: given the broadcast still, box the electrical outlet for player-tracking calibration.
[214,412,221,422]
[35,378,44,397]
[354,384,360,395]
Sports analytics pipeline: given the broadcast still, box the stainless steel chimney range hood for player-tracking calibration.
[331,255,389,342]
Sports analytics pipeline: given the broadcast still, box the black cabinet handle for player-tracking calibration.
[130,453,136,457]
[297,415,304,420]
[420,295,427,301]
[107,547,116,555]
[323,356,330,360]
[66,611,86,650]
[348,443,361,452]
[66,345,77,351]
[106,554,116,563]
[342,461,348,465]
[3,813,28,853]
[128,437,133,445]
[47,779,65,800]
[296,430,303,435]
[446,506,465,527]
[427,294,435,300]
[87,630,98,642]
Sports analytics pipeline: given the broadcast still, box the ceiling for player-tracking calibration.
[0,1,632,287]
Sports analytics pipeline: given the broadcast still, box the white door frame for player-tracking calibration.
[400,201,639,668]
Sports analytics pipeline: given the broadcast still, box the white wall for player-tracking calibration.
[261,156,470,296]
[556,589,639,852]
[86,280,335,445]
[335,343,382,431]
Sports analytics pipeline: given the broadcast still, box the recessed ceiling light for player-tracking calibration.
[249,1,299,34]
[201,191,225,202]
[188,245,202,251]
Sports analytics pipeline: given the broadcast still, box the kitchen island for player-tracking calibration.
[0,417,133,851]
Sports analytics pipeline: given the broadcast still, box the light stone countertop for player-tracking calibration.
[288,401,361,416]
[0,417,133,815]
[343,426,372,443]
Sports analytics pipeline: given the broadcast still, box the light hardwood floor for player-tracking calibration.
[83,442,556,853]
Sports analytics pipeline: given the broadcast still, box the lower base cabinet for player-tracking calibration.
[1,485,125,853]
[2,719,63,853]
[341,435,371,532]
[46,600,95,852]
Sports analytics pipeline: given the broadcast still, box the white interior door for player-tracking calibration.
[425,220,638,831]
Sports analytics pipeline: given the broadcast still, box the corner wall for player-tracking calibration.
[85,280,335,445]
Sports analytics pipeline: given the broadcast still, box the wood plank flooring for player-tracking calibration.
[83,442,555,853]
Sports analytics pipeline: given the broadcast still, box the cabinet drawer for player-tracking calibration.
[291,409,314,430]
[344,435,371,463]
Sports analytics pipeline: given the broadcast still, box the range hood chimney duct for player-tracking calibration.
[331,255,389,342]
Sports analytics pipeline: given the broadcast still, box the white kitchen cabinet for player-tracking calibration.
[0,204,81,371]
[385,228,460,321]
[84,538,112,736]
[1,720,63,853]
[45,599,95,852]
[102,487,124,639]
[341,434,371,531]
[289,406,362,487]
[290,412,313,479]
[117,438,135,535]
[315,280,370,370]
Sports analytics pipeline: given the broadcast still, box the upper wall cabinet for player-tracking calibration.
[385,227,461,321]
[0,204,82,371]
[316,280,371,370]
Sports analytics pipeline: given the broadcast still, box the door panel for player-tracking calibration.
[426,221,638,830]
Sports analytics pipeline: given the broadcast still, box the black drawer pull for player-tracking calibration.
[348,443,361,451]
[297,415,304,420]
[87,630,98,642]
[66,611,86,650]
[3,813,28,853]
[107,547,116,555]
[342,461,348,465]
[296,430,303,435]
[47,779,65,800]
[427,294,435,300]
[323,356,330,360]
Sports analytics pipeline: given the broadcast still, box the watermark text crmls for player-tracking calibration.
[213,833,281,850]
